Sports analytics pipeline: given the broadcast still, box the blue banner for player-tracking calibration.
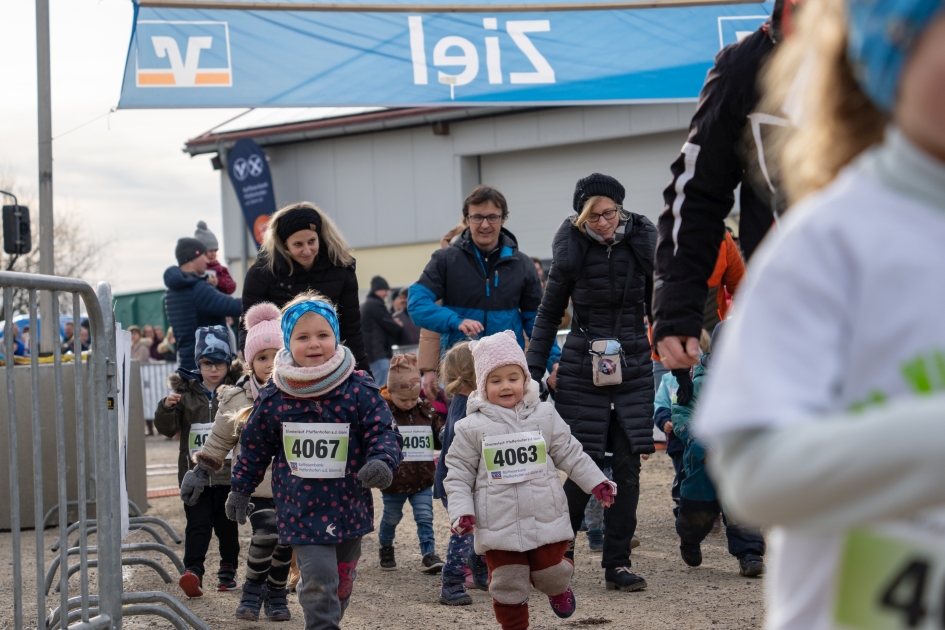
[226,138,277,244]
[118,1,771,108]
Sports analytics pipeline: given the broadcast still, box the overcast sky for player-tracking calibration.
[1,0,244,294]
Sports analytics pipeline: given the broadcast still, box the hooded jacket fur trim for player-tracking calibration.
[154,362,244,486]
[195,374,275,498]
[443,381,606,554]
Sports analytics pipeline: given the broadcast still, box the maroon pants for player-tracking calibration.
[485,540,572,630]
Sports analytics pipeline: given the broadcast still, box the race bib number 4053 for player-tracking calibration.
[283,423,349,478]
[834,516,945,629]
[483,431,546,485]
[399,425,434,462]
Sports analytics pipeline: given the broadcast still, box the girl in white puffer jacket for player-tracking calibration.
[444,330,615,630]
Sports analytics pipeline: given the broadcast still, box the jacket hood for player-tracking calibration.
[455,226,520,256]
[168,360,244,393]
[465,379,540,420]
[551,214,656,278]
[163,265,202,290]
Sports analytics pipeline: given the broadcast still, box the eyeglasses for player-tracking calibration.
[467,214,504,225]
[586,207,621,223]
[198,362,225,372]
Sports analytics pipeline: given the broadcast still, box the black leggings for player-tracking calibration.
[564,418,641,570]
[183,485,240,579]
[246,497,294,588]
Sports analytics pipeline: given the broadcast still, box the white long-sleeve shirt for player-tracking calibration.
[696,128,945,630]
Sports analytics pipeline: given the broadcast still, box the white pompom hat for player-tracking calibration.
[244,302,283,363]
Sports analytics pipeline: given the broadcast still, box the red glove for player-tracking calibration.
[591,481,617,507]
[451,515,476,535]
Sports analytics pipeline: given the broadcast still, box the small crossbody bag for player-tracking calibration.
[572,249,636,387]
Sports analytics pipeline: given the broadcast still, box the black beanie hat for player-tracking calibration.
[176,237,208,266]
[572,173,626,213]
[277,208,323,243]
[370,276,390,293]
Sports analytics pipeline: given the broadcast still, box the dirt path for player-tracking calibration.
[1,435,764,629]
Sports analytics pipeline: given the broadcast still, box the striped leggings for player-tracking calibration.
[246,498,294,588]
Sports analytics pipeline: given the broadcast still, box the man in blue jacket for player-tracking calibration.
[164,237,242,372]
[408,185,559,396]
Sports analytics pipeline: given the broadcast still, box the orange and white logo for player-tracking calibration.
[136,21,232,87]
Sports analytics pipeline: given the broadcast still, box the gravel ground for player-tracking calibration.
[1,434,765,629]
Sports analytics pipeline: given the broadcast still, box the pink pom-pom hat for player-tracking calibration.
[244,302,283,363]
[469,330,530,395]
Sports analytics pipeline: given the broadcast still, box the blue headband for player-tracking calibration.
[282,300,341,348]
[848,0,942,112]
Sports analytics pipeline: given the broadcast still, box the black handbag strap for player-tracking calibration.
[572,243,636,342]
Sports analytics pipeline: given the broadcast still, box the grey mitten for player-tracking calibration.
[358,459,393,489]
[180,465,211,506]
[225,491,254,525]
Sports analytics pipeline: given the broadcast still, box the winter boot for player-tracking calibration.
[379,545,397,571]
[439,582,473,606]
[680,544,703,567]
[587,529,604,552]
[739,554,766,577]
[178,570,203,598]
[421,552,445,574]
[604,567,647,592]
[549,588,577,618]
[217,563,238,591]
[234,581,265,621]
[467,549,489,591]
[264,587,292,621]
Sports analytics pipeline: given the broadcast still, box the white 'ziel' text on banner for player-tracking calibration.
[118,1,770,108]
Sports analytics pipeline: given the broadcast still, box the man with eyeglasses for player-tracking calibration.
[408,185,560,396]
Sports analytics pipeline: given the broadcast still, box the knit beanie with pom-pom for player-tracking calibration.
[244,302,284,363]
[469,330,530,396]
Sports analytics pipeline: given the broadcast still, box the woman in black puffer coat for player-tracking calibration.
[526,173,656,593]
[240,202,370,371]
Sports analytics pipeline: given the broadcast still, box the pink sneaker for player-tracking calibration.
[549,588,576,619]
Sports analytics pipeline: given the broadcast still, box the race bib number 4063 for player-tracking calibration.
[399,425,434,462]
[834,516,945,629]
[283,422,349,478]
[483,431,546,485]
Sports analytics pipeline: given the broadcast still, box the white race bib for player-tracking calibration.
[482,431,547,485]
[282,423,350,478]
[188,423,233,460]
[834,513,945,629]
[399,425,434,462]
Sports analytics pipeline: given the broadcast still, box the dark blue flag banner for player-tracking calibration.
[118,0,771,108]
[226,138,276,244]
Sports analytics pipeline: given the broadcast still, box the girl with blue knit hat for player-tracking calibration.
[693,1,945,628]
[226,290,402,630]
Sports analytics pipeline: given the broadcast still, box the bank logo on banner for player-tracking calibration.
[136,21,232,87]
[717,16,770,48]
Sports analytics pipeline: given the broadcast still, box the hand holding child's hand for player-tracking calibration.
[451,515,476,535]
[225,491,254,525]
[164,393,181,407]
[591,480,617,508]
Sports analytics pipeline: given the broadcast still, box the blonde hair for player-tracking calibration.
[573,195,626,233]
[280,289,336,315]
[440,342,476,397]
[260,202,354,275]
[760,0,887,204]
[699,329,712,354]
[230,405,253,432]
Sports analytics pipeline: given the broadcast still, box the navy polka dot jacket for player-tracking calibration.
[231,371,403,545]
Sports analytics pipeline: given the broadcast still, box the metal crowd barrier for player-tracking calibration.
[0,271,206,630]
[139,361,177,421]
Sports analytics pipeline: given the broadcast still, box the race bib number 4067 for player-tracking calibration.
[283,422,349,478]
[482,431,546,485]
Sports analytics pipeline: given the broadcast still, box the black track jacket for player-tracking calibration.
[653,27,781,342]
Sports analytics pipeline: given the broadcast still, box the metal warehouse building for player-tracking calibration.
[185,104,695,292]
